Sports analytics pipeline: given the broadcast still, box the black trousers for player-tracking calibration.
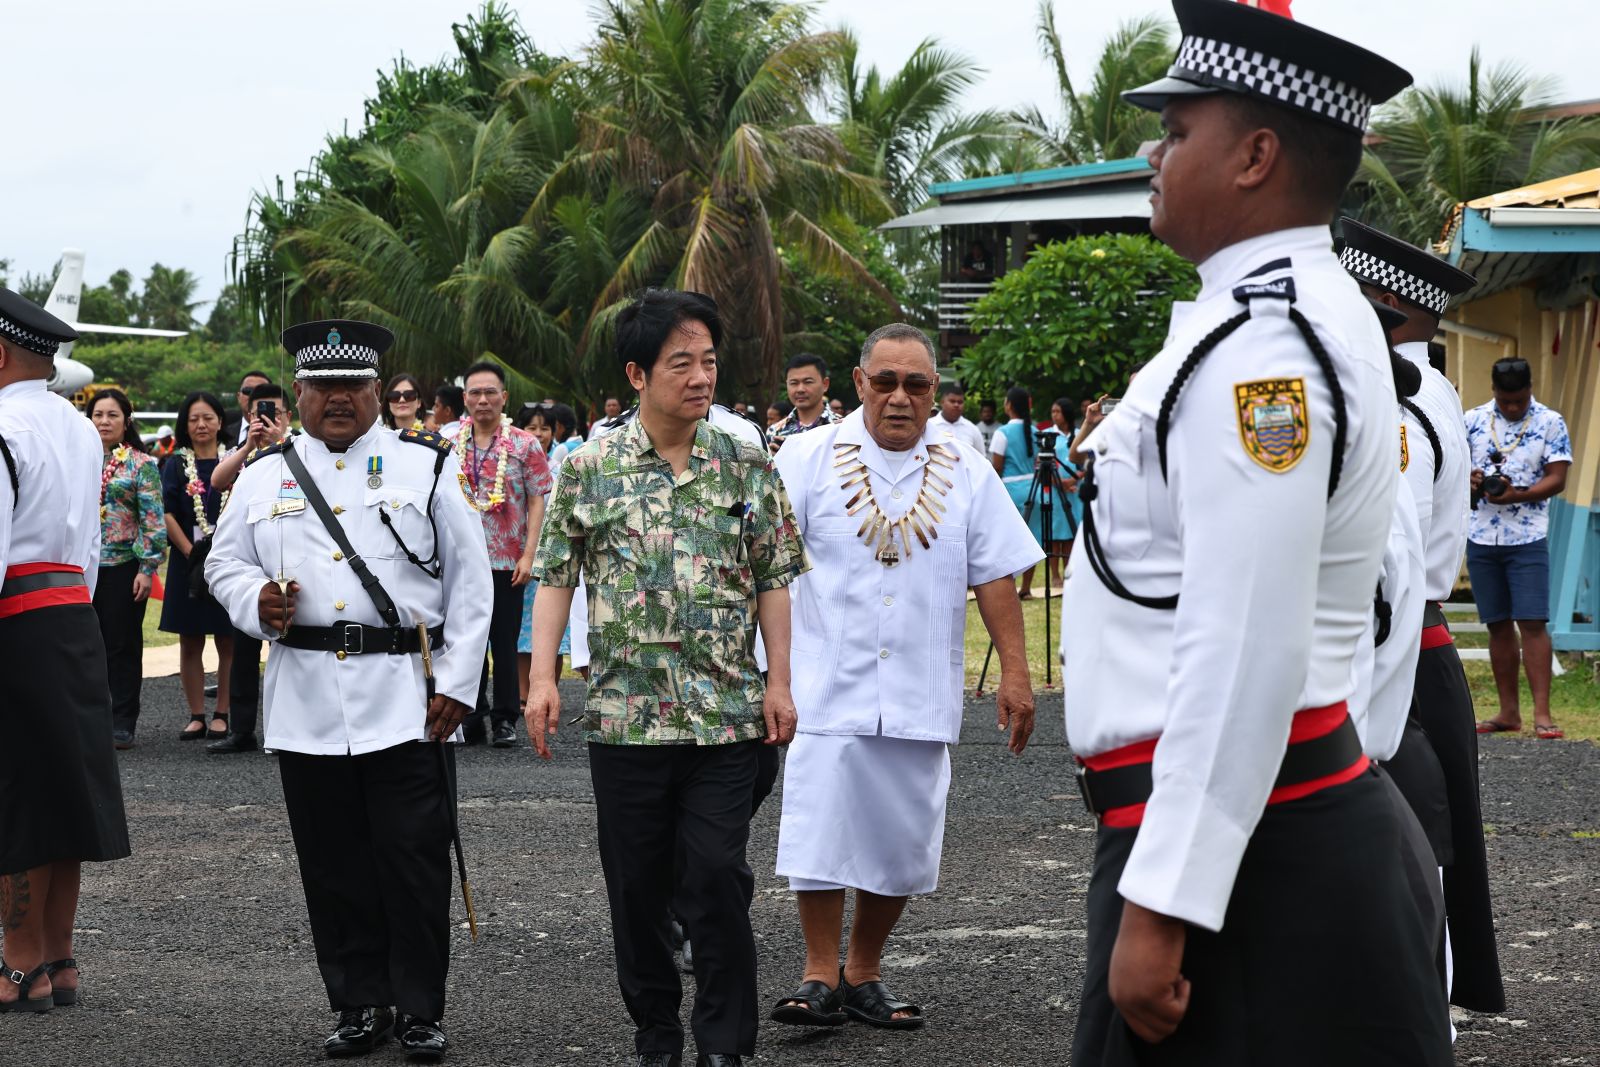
[1072,768,1451,1067]
[229,630,263,740]
[1414,641,1505,1011]
[278,742,455,1020]
[590,741,760,1058]
[473,569,522,729]
[93,560,148,735]
[1380,710,1452,865]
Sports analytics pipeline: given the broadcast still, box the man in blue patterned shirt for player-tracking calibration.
[1464,358,1571,739]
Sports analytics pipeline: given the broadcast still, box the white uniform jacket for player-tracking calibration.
[1061,227,1397,932]
[1350,466,1425,762]
[1396,340,1471,600]
[932,414,986,455]
[205,421,493,755]
[776,410,1042,743]
[0,380,101,588]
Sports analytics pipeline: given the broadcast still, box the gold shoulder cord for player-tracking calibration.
[834,442,956,567]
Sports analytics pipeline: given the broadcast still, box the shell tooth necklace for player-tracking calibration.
[833,441,957,567]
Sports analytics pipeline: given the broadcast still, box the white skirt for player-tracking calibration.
[776,731,952,897]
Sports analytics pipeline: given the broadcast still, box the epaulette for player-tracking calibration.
[244,441,288,467]
[399,427,453,455]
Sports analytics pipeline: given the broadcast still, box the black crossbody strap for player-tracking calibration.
[281,440,401,627]
[1399,397,1443,483]
[0,431,17,505]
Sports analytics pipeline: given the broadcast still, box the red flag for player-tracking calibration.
[1239,0,1294,16]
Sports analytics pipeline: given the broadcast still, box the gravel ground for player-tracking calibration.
[6,677,1597,1066]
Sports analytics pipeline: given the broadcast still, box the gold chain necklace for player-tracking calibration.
[834,441,957,567]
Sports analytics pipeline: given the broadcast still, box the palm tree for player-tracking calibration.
[1357,48,1600,244]
[543,0,898,399]
[141,264,206,332]
[1019,4,1173,165]
[826,31,1016,212]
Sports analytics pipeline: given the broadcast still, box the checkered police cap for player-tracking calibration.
[1123,0,1412,134]
[1338,217,1477,318]
[0,287,76,360]
[281,320,394,380]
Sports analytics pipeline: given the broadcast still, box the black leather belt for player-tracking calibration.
[278,622,444,656]
[0,571,85,597]
[1422,601,1447,629]
[1075,714,1364,819]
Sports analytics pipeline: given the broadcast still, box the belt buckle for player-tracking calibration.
[1074,760,1100,821]
[338,621,364,655]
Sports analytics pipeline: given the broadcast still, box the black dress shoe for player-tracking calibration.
[207,734,259,755]
[112,729,135,750]
[636,1055,682,1067]
[696,1056,742,1067]
[323,1006,394,1058]
[397,1016,448,1062]
[491,722,517,748]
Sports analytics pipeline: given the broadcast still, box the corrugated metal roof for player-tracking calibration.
[879,183,1153,230]
[1465,168,1600,211]
[926,157,1153,200]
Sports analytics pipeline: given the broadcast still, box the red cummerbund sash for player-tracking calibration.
[1076,702,1369,828]
[1420,625,1453,650]
[0,563,90,619]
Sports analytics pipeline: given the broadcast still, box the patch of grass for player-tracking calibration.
[142,598,179,648]
[1571,830,1600,840]
[1461,656,1599,742]
[963,587,1063,690]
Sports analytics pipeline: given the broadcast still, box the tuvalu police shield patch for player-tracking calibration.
[1399,424,1410,472]
[1234,378,1309,473]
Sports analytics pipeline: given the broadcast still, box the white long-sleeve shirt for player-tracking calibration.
[1395,341,1470,599]
[1350,465,1425,762]
[0,380,101,592]
[205,420,492,755]
[1061,227,1395,932]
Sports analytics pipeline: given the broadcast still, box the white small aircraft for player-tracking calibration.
[42,248,188,397]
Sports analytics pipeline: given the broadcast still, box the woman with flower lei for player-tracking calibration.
[88,389,168,749]
[157,390,236,743]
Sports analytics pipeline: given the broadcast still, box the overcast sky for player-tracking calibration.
[6,0,1596,312]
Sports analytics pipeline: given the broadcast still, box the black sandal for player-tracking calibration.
[0,960,53,1014]
[45,958,77,1007]
[179,714,207,741]
[841,976,924,1030]
[208,713,230,739]
[770,979,847,1027]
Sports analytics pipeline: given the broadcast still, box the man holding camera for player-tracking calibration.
[1465,359,1571,740]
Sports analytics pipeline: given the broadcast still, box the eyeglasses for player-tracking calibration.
[386,389,419,403]
[865,372,935,397]
[465,388,503,400]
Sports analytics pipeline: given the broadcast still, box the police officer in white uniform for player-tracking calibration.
[1060,3,1452,1062]
[1339,218,1504,1012]
[206,320,492,1062]
[0,288,130,1015]
[768,323,1040,1030]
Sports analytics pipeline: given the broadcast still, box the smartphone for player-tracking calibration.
[255,399,277,422]
[1100,397,1120,415]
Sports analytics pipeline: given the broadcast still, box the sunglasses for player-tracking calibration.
[865,371,935,397]
[386,389,419,402]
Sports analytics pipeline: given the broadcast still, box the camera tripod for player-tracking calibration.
[976,434,1078,693]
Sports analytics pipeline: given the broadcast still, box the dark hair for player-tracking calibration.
[87,388,145,452]
[1052,396,1075,433]
[512,402,541,431]
[1491,358,1532,392]
[938,381,966,400]
[174,390,227,451]
[247,382,286,403]
[381,372,424,428]
[545,402,578,441]
[1221,95,1363,215]
[1128,359,1151,377]
[462,360,507,387]
[979,398,996,412]
[614,288,723,375]
[1006,386,1034,457]
[785,352,829,379]
[433,384,464,420]
[773,399,795,418]
[239,370,272,391]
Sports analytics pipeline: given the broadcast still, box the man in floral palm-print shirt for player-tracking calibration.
[1465,357,1571,739]
[525,289,806,1067]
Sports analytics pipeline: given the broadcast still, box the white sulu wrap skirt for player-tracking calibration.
[776,731,952,897]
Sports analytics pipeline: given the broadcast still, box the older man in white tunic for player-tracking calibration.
[769,323,1041,1031]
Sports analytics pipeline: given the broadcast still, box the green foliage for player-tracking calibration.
[780,224,909,391]
[76,338,279,412]
[956,235,1197,401]
[1357,47,1600,243]
[140,263,205,332]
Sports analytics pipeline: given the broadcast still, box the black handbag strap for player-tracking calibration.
[0,431,16,506]
[280,440,401,627]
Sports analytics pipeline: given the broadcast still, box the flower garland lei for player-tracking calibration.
[99,443,132,522]
[455,418,510,512]
[180,447,230,539]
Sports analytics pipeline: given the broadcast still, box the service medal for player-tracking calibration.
[367,454,384,489]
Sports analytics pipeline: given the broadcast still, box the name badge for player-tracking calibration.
[271,499,307,518]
